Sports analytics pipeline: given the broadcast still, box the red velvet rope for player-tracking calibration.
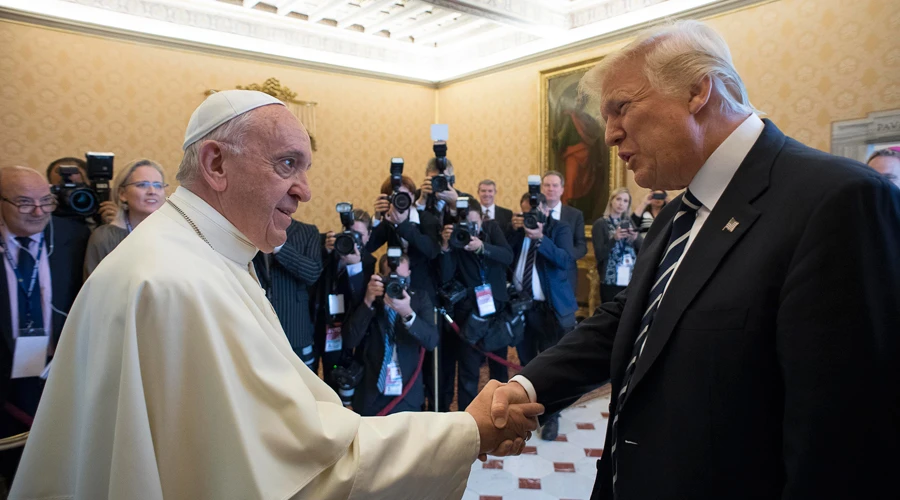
[4,402,33,428]
[444,315,523,371]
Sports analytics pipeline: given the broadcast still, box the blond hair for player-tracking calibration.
[603,187,632,218]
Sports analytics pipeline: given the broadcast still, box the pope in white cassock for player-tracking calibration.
[10,91,542,499]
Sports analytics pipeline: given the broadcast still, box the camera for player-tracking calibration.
[449,197,478,249]
[430,141,455,193]
[651,191,667,200]
[329,359,363,407]
[618,218,634,231]
[333,202,364,257]
[439,280,468,307]
[384,247,410,300]
[523,175,547,230]
[388,158,412,213]
[50,152,113,218]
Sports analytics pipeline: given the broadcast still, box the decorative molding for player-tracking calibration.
[831,109,900,163]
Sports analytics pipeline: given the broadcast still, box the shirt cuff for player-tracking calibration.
[346,262,363,276]
[509,375,537,404]
[402,312,416,328]
[273,244,284,254]
[372,218,382,227]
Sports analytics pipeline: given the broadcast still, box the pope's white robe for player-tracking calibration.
[10,187,479,500]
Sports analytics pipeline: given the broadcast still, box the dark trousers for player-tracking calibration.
[0,377,42,490]
[488,348,510,383]
[356,373,425,416]
[516,301,571,366]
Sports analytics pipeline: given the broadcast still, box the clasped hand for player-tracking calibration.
[465,380,543,461]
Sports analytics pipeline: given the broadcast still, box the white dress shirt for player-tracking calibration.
[547,203,562,221]
[1,224,53,338]
[513,237,545,301]
[482,204,495,220]
[511,113,766,404]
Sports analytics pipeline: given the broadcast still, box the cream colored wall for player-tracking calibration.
[0,20,436,230]
[439,0,900,214]
[2,0,898,229]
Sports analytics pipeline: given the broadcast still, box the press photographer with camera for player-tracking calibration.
[46,155,118,229]
[631,189,668,233]
[314,205,376,391]
[592,188,641,302]
[508,177,577,440]
[367,159,441,303]
[415,144,472,226]
[84,159,167,277]
[436,197,513,411]
[342,250,438,416]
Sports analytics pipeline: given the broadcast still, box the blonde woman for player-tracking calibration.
[591,187,640,301]
[84,158,167,277]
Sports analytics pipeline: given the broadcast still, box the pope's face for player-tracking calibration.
[221,105,312,252]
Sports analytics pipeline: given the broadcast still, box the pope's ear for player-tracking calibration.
[197,140,228,192]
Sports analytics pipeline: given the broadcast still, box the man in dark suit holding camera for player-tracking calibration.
[487,20,900,500]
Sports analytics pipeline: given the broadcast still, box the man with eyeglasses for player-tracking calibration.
[0,166,89,491]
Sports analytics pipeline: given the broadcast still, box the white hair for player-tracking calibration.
[580,20,758,117]
[176,110,257,186]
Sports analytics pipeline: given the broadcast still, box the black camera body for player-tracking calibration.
[449,197,478,249]
[430,142,455,193]
[651,191,667,200]
[523,175,546,230]
[388,158,412,213]
[384,247,409,300]
[618,218,634,231]
[329,359,363,407]
[334,202,364,257]
[439,280,468,307]
[51,152,114,218]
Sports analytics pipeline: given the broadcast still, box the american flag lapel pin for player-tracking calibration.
[723,218,739,232]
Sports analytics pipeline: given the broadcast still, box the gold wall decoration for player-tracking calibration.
[208,77,320,151]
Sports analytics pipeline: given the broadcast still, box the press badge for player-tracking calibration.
[328,294,345,315]
[475,284,496,317]
[12,328,48,379]
[617,254,635,287]
[383,347,403,396]
[325,323,343,352]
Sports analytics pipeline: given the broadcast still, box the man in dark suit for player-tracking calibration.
[313,209,376,393]
[437,199,513,411]
[252,219,322,369]
[477,179,513,236]
[507,191,577,440]
[0,167,89,488]
[486,20,900,500]
[541,171,586,297]
[343,253,438,416]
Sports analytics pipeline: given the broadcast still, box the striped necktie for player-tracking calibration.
[376,307,397,394]
[611,190,701,490]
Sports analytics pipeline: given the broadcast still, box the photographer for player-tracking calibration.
[46,157,118,228]
[314,207,376,384]
[592,188,641,302]
[631,189,668,233]
[84,159,167,277]
[367,173,441,302]
[437,198,513,411]
[509,187,577,440]
[415,156,471,226]
[342,252,437,415]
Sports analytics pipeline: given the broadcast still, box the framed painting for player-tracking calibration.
[540,58,627,226]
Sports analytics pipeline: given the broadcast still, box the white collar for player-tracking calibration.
[0,222,42,247]
[165,186,258,266]
[483,204,495,213]
[689,114,764,211]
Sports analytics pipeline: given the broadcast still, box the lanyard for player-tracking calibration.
[125,212,134,233]
[3,235,43,300]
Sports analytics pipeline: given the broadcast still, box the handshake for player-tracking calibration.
[464,380,543,461]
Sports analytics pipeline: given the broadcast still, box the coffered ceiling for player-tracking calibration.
[0,0,767,84]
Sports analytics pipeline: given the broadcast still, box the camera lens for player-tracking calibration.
[450,226,471,249]
[334,233,356,256]
[386,282,404,300]
[431,176,448,193]
[523,213,538,230]
[392,192,412,212]
[64,187,99,216]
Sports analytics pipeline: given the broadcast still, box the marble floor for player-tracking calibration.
[462,393,610,500]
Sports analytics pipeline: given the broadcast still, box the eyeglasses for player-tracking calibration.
[122,181,168,191]
[1,197,57,214]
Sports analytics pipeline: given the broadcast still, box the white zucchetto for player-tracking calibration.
[182,90,284,150]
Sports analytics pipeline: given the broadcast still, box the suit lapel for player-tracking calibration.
[0,257,12,354]
[628,120,785,396]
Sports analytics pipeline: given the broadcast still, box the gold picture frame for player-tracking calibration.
[540,58,628,317]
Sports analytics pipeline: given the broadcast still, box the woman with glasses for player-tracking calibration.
[84,159,167,277]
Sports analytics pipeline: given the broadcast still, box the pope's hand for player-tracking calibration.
[466,380,543,461]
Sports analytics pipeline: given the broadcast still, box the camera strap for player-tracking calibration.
[2,236,44,302]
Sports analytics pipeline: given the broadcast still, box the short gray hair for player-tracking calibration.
[176,110,257,186]
[581,20,758,117]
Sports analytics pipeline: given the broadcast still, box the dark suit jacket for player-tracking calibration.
[591,217,642,285]
[438,219,513,308]
[520,120,900,500]
[0,216,89,427]
[487,205,513,236]
[344,290,438,416]
[509,218,578,329]
[558,204,586,295]
[365,211,441,301]
[252,220,322,351]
